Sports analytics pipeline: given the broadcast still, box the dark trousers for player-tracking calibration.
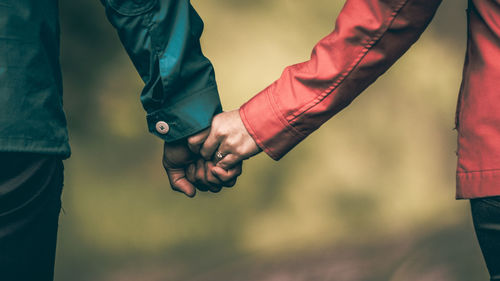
[0,153,63,281]
[471,197,500,281]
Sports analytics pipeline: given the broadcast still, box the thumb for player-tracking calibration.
[187,129,210,154]
[166,167,196,197]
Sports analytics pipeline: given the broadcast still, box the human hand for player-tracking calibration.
[185,158,243,193]
[186,129,244,192]
[162,138,202,197]
[163,128,244,197]
[200,110,261,178]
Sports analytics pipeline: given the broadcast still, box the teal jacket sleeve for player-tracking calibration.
[100,0,222,142]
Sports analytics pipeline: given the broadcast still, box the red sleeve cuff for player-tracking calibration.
[239,84,307,161]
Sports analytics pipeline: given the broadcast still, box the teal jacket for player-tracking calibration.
[0,0,221,159]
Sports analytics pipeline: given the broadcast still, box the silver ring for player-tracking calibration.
[215,151,224,161]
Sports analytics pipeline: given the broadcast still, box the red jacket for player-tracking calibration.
[239,0,500,199]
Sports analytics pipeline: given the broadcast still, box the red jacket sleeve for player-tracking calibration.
[240,0,442,160]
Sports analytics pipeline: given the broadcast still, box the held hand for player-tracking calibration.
[163,128,222,197]
[200,110,261,172]
[186,128,244,191]
[163,128,244,197]
[185,159,243,192]
[162,140,199,197]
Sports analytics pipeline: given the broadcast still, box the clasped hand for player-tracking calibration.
[162,110,262,197]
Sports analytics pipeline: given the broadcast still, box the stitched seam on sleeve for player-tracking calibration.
[287,0,409,124]
[146,84,218,114]
[267,85,307,138]
[457,169,500,174]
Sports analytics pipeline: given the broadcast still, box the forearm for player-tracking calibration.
[241,0,442,160]
[101,0,222,142]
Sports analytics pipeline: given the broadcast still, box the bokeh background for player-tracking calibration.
[55,0,487,280]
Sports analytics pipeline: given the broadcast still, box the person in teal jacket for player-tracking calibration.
[0,0,236,279]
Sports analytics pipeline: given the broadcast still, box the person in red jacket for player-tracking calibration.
[180,0,500,279]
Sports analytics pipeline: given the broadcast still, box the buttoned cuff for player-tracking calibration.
[146,85,222,142]
[239,84,307,161]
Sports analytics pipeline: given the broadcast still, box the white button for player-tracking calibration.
[155,121,170,135]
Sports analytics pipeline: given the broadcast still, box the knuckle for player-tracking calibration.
[170,183,179,191]
[210,186,222,193]
[226,138,237,148]
[234,146,246,156]
[190,136,204,147]
[211,117,220,128]
[200,149,208,158]
[201,148,212,159]
[207,174,221,185]
[225,180,237,188]
[218,162,228,170]
[195,173,204,182]
[187,135,196,144]
[214,114,222,123]
[195,183,208,192]
[213,127,222,136]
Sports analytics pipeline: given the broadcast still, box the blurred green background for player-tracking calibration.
[55,0,488,280]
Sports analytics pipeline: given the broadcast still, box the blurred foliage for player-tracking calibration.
[55,0,488,280]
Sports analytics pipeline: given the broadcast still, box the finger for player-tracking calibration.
[166,168,196,197]
[187,129,210,154]
[216,154,242,170]
[162,141,195,169]
[209,184,222,193]
[195,159,223,192]
[212,164,242,185]
[205,161,222,185]
[194,159,210,191]
[200,129,222,160]
[224,179,237,188]
[186,163,196,183]
[204,162,223,193]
